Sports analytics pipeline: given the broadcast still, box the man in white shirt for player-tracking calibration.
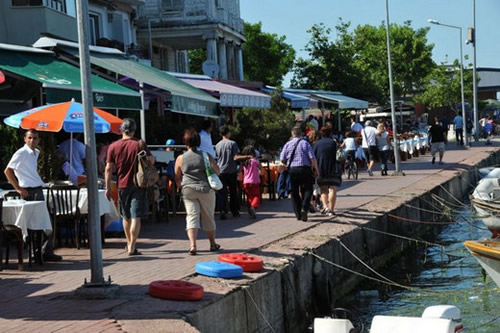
[452,113,464,146]
[361,120,378,176]
[308,115,319,130]
[350,116,363,133]
[198,119,216,157]
[4,129,62,261]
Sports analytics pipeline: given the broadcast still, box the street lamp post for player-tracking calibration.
[472,0,479,142]
[385,0,403,175]
[428,19,468,146]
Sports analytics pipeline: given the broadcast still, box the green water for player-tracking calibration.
[341,203,500,332]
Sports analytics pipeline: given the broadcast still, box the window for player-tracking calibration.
[12,0,67,13]
[162,0,183,11]
[12,0,43,6]
[89,13,101,45]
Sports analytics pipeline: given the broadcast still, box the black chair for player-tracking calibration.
[46,184,84,249]
[1,192,36,269]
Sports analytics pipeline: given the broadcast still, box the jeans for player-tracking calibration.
[379,150,389,171]
[216,173,240,215]
[288,167,313,219]
[455,128,464,146]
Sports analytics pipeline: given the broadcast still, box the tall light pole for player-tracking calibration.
[472,0,479,142]
[428,19,468,146]
[385,0,403,175]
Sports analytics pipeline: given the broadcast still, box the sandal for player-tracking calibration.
[209,243,221,252]
[128,249,142,256]
[188,247,197,256]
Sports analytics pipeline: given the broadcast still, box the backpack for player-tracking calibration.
[133,140,159,188]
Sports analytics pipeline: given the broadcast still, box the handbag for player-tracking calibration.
[336,148,346,162]
[133,140,159,188]
[277,139,302,196]
[202,152,223,191]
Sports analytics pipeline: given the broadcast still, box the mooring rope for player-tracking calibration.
[358,225,446,250]
[403,202,445,215]
[438,184,470,208]
[243,287,277,333]
[387,213,458,225]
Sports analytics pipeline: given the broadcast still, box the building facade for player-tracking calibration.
[0,0,142,52]
[136,0,245,80]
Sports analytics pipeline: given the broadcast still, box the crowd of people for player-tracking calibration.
[4,111,496,259]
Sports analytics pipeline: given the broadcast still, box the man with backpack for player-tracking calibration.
[105,118,154,256]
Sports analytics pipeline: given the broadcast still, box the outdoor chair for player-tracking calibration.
[46,184,84,249]
[1,192,39,269]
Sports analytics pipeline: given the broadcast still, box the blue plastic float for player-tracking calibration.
[195,261,243,278]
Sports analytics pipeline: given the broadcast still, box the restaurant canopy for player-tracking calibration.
[262,86,311,109]
[0,43,141,110]
[284,88,368,109]
[170,72,271,109]
[33,37,220,118]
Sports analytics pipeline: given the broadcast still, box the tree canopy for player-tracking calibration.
[291,20,435,105]
[243,22,296,86]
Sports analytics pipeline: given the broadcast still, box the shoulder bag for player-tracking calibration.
[277,139,302,196]
[202,152,223,191]
[133,140,159,188]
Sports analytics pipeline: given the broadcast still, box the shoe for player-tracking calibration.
[432,157,435,164]
[320,208,329,215]
[220,212,227,220]
[439,161,444,165]
[232,211,240,218]
[368,170,373,176]
[328,211,336,218]
[188,247,197,256]
[43,253,62,262]
[209,243,221,252]
[300,210,308,222]
[128,249,142,256]
[248,207,257,219]
[309,205,316,213]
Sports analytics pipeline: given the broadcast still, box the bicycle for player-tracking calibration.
[345,152,358,180]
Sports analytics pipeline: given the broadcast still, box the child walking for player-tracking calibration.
[241,146,262,219]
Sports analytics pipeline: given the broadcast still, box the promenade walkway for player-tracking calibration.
[1,138,499,332]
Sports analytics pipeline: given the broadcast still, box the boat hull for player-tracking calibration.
[464,240,500,288]
[470,199,500,238]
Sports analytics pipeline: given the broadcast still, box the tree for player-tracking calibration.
[415,59,475,114]
[229,88,295,152]
[243,22,296,86]
[188,48,205,75]
[292,20,435,104]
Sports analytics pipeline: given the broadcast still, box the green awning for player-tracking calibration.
[0,48,141,110]
[79,51,219,118]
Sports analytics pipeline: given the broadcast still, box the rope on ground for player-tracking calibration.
[387,213,458,225]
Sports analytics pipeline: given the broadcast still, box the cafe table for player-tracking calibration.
[1,199,52,241]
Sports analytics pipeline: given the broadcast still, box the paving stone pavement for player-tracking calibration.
[1,138,498,332]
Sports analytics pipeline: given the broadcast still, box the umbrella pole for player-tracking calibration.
[69,133,73,183]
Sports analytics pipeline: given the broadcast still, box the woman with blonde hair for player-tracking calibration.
[376,123,391,176]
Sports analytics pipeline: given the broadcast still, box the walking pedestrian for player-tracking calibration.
[105,118,153,256]
[453,113,464,146]
[313,126,340,217]
[215,126,251,219]
[429,117,447,165]
[198,119,216,157]
[376,124,391,176]
[4,129,62,262]
[280,126,319,222]
[240,146,262,219]
[174,128,221,255]
[361,120,378,176]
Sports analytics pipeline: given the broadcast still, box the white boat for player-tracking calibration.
[478,166,500,179]
[464,240,500,288]
[313,305,463,333]
[471,177,500,238]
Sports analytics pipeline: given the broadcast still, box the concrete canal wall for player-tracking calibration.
[182,150,500,333]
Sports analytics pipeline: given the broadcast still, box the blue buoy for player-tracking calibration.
[195,261,243,278]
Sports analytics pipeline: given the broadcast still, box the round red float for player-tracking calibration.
[218,253,264,272]
[149,280,204,301]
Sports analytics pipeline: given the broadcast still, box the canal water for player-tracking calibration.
[338,200,500,332]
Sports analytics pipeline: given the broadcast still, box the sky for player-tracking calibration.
[240,0,500,87]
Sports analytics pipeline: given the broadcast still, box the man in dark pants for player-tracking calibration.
[280,126,318,221]
[215,126,250,219]
[4,129,61,262]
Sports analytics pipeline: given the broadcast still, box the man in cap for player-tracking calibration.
[105,118,154,256]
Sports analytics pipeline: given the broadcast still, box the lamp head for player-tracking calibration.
[428,19,439,25]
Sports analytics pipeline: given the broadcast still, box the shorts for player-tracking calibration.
[182,187,216,231]
[363,146,379,162]
[118,187,149,219]
[319,185,338,194]
[431,142,445,154]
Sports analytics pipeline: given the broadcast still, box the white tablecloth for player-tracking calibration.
[2,199,52,240]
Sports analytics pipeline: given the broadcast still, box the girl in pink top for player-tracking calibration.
[241,146,262,219]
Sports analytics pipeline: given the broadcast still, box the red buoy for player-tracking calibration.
[218,253,264,272]
[149,280,204,301]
